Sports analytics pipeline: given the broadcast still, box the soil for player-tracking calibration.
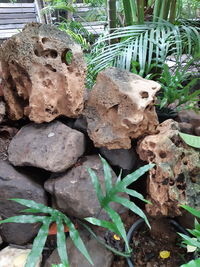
[111,215,193,267]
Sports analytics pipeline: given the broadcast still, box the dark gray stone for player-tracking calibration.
[44,230,113,267]
[44,155,128,219]
[99,147,137,170]
[0,160,47,245]
[8,121,86,172]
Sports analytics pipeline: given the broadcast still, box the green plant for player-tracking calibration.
[88,21,200,82]
[178,205,200,267]
[157,63,200,110]
[42,0,75,14]
[179,132,200,149]
[0,157,154,266]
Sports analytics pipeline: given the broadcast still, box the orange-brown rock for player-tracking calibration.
[137,119,200,217]
[0,23,86,123]
[85,68,160,149]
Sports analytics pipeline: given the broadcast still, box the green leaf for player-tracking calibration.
[63,218,94,266]
[178,233,200,249]
[120,164,155,188]
[179,132,200,149]
[0,215,46,224]
[112,195,150,228]
[84,217,121,236]
[25,217,51,267]
[104,205,130,252]
[99,155,112,193]
[181,258,200,267]
[125,189,150,204]
[181,205,200,219]
[10,198,54,214]
[56,218,69,266]
[87,168,104,204]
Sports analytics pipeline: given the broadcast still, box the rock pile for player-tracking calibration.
[0,23,199,267]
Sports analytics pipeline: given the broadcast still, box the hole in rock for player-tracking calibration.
[34,49,39,56]
[140,91,149,98]
[41,37,49,44]
[177,184,186,190]
[159,151,167,158]
[61,48,73,66]
[169,179,175,186]
[176,173,185,183]
[45,64,57,72]
[43,49,58,59]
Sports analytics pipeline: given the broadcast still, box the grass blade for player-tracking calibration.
[87,168,104,204]
[99,155,113,194]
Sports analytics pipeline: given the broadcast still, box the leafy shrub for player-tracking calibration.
[157,63,200,110]
[179,205,200,267]
[0,157,154,266]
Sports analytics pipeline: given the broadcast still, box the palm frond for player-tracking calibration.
[87,21,200,85]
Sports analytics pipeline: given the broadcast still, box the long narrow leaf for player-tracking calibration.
[25,218,51,267]
[104,206,130,252]
[57,218,69,266]
[63,218,94,266]
[99,155,112,193]
[0,215,46,224]
[180,205,200,218]
[87,168,104,204]
[10,198,53,214]
[112,195,150,228]
[84,217,121,236]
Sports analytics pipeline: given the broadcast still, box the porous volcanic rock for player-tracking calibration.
[137,119,200,217]
[0,23,86,122]
[8,121,85,172]
[44,155,128,219]
[44,230,113,267]
[0,101,5,123]
[0,160,47,245]
[85,67,160,149]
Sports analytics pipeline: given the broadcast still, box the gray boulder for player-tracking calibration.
[44,230,113,267]
[8,121,85,172]
[44,155,128,219]
[99,147,137,170]
[0,160,47,245]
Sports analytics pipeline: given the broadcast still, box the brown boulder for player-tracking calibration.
[137,119,200,217]
[0,23,86,123]
[85,68,160,149]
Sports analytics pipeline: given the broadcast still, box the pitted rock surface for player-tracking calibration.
[44,230,113,267]
[44,155,128,219]
[0,160,47,245]
[0,101,5,123]
[137,119,200,217]
[8,121,85,172]
[85,67,160,149]
[0,23,86,122]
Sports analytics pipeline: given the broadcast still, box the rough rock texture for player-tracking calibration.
[178,110,200,136]
[178,122,194,135]
[0,160,47,245]
[0,101,5,123]
[99,147,137,170]
[0,247,41,267]
[44,155,128,219]
[8,121,85,172]
[0,23,86,123]
[85,68,160,149]
[44,230,113,267]
[137,119,200,217]
[195,126,200,136]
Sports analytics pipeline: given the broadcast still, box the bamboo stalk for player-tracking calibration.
[122,0,133,25]
[129,0,138,23]
[107,0,117,34]
[169,0,177,23]
[153,0,162,22]
[159,0,171,20]
[137,0,144,24]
